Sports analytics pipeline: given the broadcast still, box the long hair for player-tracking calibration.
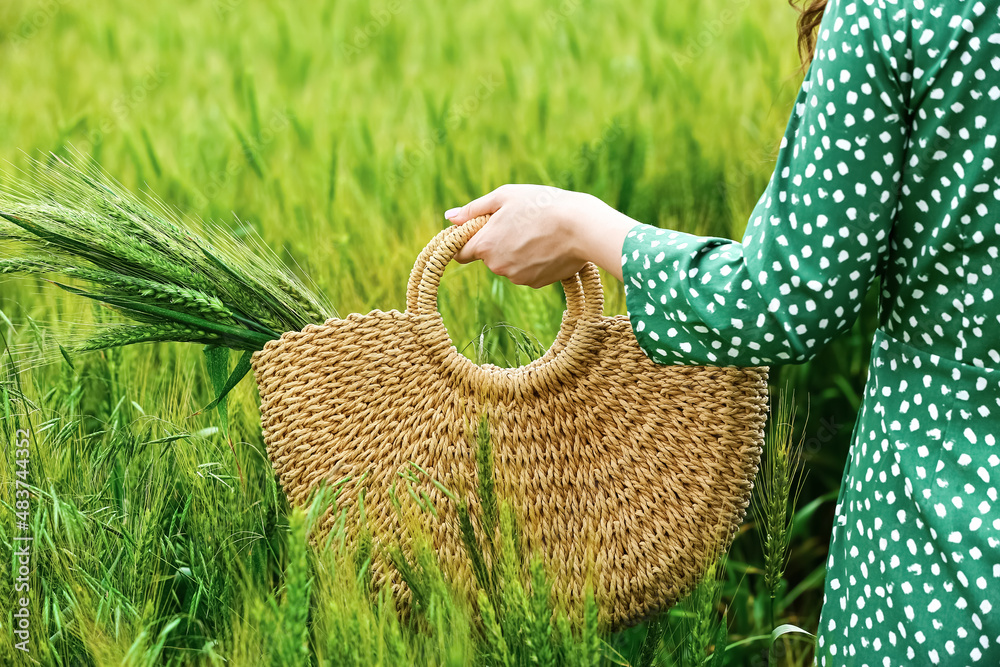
[793,0,828,68]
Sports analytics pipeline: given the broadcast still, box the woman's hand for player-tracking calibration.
[444,184,637,288]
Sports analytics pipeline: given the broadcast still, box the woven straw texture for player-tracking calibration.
[250,215,769,630]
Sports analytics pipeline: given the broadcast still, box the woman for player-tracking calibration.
[444,0,1000,664]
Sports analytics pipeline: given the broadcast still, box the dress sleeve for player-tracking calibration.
[622,0,909,366]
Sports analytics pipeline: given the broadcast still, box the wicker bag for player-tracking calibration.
[250,215,768,630]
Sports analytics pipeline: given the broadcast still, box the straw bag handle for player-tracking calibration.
[407,215,604,321]
[405,215,604,383]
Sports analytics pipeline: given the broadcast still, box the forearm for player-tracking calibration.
[568,193,639,283]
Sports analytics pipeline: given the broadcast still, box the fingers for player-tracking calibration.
[444,185,508,225]
[453,233,480,264]
[454,214,490,264]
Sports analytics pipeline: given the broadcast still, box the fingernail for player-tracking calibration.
[444,207,460,220]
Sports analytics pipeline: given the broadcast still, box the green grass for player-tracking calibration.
[0,0,877,664]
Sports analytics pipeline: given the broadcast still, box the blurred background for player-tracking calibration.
[0,0,880,664]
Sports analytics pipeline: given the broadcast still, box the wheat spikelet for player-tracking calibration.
[70,324,222,352]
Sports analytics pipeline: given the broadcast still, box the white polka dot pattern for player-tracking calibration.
[620,0,1000,664]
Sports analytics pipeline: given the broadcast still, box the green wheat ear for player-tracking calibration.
[476,413,499,552]
[478,588,513,667]
[683,555,725,665]
[527,556,556,667]
[752,387,808,627]
[457,499,494,603]
[281,507,313,665]
[0,155,334,359]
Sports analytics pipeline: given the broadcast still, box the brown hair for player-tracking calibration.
[793,0,828,68]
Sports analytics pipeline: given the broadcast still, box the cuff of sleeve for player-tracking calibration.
[621,222,671,365]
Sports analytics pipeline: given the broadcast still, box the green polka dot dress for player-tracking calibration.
[620,0,1000,664]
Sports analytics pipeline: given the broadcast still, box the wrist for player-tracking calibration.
[568,193,635,282]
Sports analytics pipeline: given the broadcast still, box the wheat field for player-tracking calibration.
[0,0,874,664]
